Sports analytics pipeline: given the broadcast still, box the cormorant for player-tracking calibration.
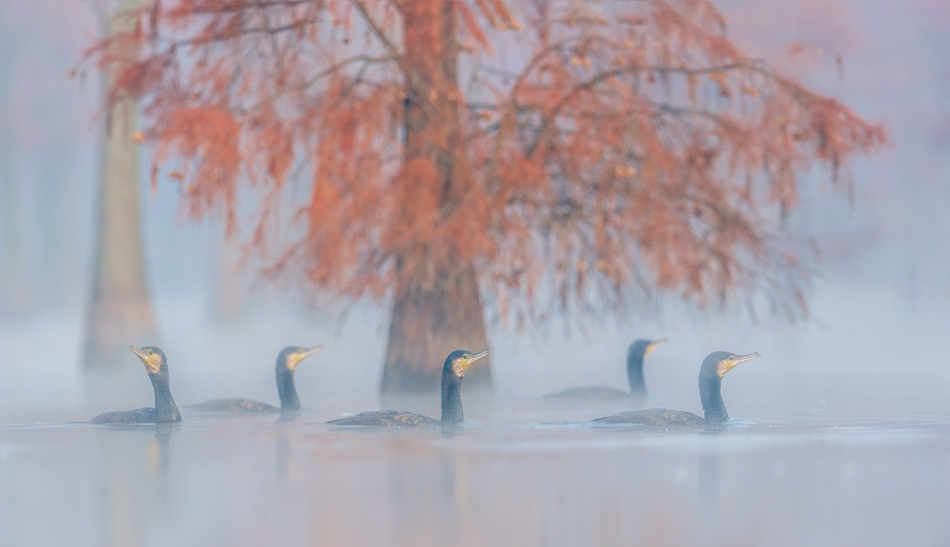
[190,346,324,413]
[591,351,760,428]
[327,349,489,427]
[545,339,667,399]
[89,346,182,424]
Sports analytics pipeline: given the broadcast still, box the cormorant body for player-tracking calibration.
[90,346,182,424]
[327,409,441,427]
[591,351,760,428]
[547,386,630,400]
[192,399,280,413]
[190,346,323,413]
[545,339,666,400]
[327,349,489,427]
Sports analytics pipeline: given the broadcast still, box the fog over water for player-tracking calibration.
[1,1,949,545]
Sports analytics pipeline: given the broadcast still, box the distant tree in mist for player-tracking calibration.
[0,21,30,315]
[0,132,29,316]
[0,1,97,315]
[87,0,886,391]
[84,0,156,370]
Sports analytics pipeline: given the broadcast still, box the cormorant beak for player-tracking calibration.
[288,345,324,371]
[130,346,161,375]
[718,352,761,377]
[644,339,668,356]
[457,350,490,376]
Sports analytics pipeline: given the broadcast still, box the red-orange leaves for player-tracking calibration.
[86,0,886,327]
[248,109,294,190]
[155,106,240,221]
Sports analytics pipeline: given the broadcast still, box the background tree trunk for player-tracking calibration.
[0,29,31,316]
[83,0,156,370]
[0,134,30,316]
[380,1,492,393]
[210,224,249,324]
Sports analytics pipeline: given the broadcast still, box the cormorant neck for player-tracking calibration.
[276,366,300,411]
[699,374,727,423]
[440,370,464,424]
[149,372,181,423]
[627,352,647,397]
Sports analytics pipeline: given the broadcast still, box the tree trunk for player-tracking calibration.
[380,1,492,393]
[0,134,31,316]
[210,224,249,323]
[381,262,492,392]
[0,30,31,316]
[83,1,156,370]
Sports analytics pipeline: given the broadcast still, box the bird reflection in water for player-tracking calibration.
[440,422,465,438]
[146,424,177,519]
[276,434,289,480]
[146,424,175,475]
[96,422,178,547]
[697,432,722,506]
[386,444,464,544]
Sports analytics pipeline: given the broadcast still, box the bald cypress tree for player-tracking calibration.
[88,0,886,390]
[83,0,156,370]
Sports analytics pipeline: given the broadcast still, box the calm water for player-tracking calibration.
[1,396,949,546]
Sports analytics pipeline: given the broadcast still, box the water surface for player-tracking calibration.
[1,397,948,546]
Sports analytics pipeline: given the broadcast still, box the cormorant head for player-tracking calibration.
[700,351,761,380]
[444,349,490,378]
[278,345,324,372]
[130,345,166,376]
[629,338,667,359]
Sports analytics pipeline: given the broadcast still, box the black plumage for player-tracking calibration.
[545,339,666,400]
[190,346,323,413]
[89,346,182,424]
[326,410,441,427]
[591,351,761,428]
[327,349,489,428]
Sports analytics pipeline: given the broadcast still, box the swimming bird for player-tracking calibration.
[190,346,324,413]
[89,346,182,424]
[545,339,667,399]
[327,349,489,427]
[591,351,760,428]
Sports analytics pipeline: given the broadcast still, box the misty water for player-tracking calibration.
[3,1,950,545]
[1,397,949,545]
[2,277,949,546]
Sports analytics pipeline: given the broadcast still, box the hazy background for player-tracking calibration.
[0,0,948,414]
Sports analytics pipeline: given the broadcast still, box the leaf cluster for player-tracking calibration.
[84,0,887,327]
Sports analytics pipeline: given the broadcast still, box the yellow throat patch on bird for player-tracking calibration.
[716,352,761,377]
[130,346,161,374]
[644,339,668,356]
[287,345,324,371]
[452,350,490,377]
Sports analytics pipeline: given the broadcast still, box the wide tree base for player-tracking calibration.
[380,264,493,394]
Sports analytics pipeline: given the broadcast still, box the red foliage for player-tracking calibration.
[86,0,887,325]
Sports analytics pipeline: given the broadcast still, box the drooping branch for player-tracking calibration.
[249,53,398,112]
[465,0,886,324]
[83,0,888,329]
[350,0,403,60]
